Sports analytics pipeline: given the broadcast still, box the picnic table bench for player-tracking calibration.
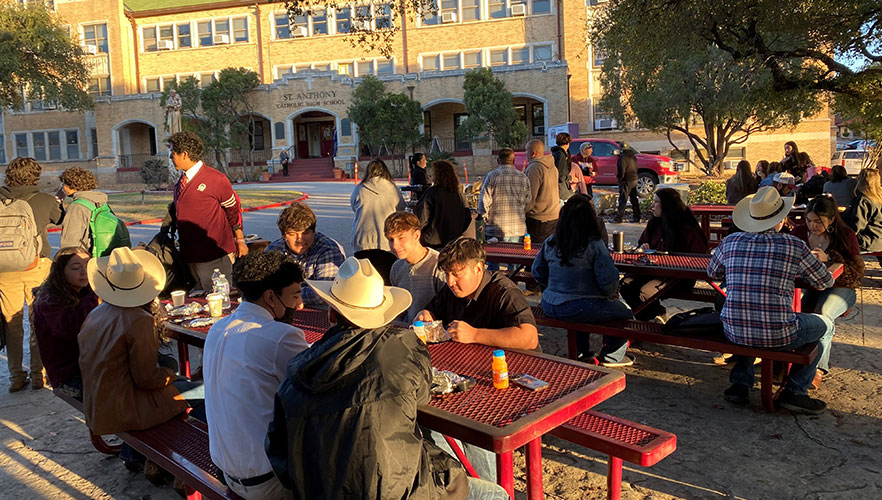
[532,307,818,412]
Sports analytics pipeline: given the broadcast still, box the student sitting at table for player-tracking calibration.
[78,247,204,475]
[790,195,864,389]
[266,202,345,306]
[265,257,508,500]
[708,186,834,414]
[620,188,708,322]
[384,211,446,323]
[31,247,100,399]
[203,251,308,499]
[532,195,635,366]
[416,237,539,351]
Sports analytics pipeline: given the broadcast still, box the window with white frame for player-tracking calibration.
[192,17,248,47]
[90,128,98,159]
[357,60,374,75]
[66,130,80,159]
[489,49,507,66]
[145,78,160,93]
[200,72,217,87]
[313,63,331,72]
[533,44,553,61]
[88,76,111,96]
[593,101,616,130]
[32,132,47,161]
[276,65,294,78]
[461,0,480,22]
[14,133,27,158]
[197,21,213,46]
[420,43,553,71]
[15,130,76,161]
[335,7,351,32]
[143,27,157,51]
[375,4,393,29]
[162,76,177,90]
[488,0,506,18]
[215,19,230,41]
[592,47,605,67]
[178,23,191,48]
[233,18,248,42]
[311,9,328,35]
[0,134,5,164]
[337,62,354,75]
[48,131,61,160]
[143,22,193,51]
[463,51,482,68]
[443,53,460,70]
[531,0,550,14]
[275,13,291,38]
[376,59,394,74]
[422,54,440,71]
[82,23,108,53]
[511,47,529,64]
[422,0,549,25]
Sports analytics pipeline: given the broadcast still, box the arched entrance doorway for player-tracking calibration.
[423,100,470,154]
[511,95,546,144]
[114,121,158,169]
[291,111,336,159]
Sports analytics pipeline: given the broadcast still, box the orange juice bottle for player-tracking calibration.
[523,234,532,251]
[492,350,509,389]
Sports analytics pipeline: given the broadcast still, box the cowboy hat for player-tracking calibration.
[308,257,412,329]
[87,247,167,307]
[733,186,795,233]
[772,172,796,185]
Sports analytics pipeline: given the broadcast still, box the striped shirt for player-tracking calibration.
[478,164,532,239]
[707,231,834,347]
[266,232,345,305]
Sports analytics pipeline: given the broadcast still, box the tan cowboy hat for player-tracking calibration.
[733,186,795,233]
[772,172,797,185]
[87,247,167,307]
[308,257,412,329]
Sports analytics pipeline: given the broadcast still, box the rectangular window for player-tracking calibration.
[162,76,176,90]
[198,21,213,46]
[443,53,460,70]
[275,13,291,38]
[461,0,480,22]
[531,103,545,135]
[200,72,217,87]
[15,133,28,158]
[249,121,265,151]
[463,51,482,68]
[336,7,351,32]
[48,131,61,160]
[32,132,47,162]
[532,0,551,14]
[159,25,174,46]
[422,0,439,25]
[592,48,605,67]
[313,63,330,72]
[143,27,157,51]
[440,0,457,20]
[422,54,440,71]
[488,0,506,18]
[511,47,529,64]
[88,76,111,96]
[490,49,507,66]
[423,111,431,138]
[145,78,160,92]
[357,61,374,75]
[233,17,248,42]
[276,66,293,78]
[376,59,394,74]
[66,130,79,160]
[312,10,328,35]
[375,4,393,29]
[177,23,191,48]
[0,134,5,164]
[292,14,308,35]
[533,44,552,61]
[215,19,230,39]
[454,113,470,151]
[83,23,108,53]
[90,128,98,159]
[337,62,353,75]
[514,104,527,125]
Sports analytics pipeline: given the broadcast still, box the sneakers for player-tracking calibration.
[31,374,46,390]
[723,383,749,405]
[776,391,826,415]
[576,352,599,365]
[600,355,635,368]
[8,378,30,393]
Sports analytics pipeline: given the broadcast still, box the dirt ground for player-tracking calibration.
[2,245,881,500]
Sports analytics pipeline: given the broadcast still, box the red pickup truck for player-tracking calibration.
[514,138,679,197]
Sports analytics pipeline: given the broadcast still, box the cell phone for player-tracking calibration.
[512,373,549,392]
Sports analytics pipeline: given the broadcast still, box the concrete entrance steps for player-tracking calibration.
[270,157,336,182]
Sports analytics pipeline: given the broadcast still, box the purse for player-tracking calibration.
[663,307,724,336]
[827,249,863,289]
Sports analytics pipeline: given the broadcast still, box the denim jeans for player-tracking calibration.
[541,297,634,362]
[425,429,497,483]
[729,313,833,395]
[801,287,855,373]
[466,478,510,500]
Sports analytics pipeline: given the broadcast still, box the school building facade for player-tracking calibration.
[1,0,835,186]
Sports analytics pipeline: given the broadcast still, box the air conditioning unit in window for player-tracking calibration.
[213,34,230,44]
[440,12,457,23]
[82,44,97,55]
[352,19,370,30]
[594,118,617,130]
[157,40,173,50]
[511,4,526,16]
[291,26,308,37]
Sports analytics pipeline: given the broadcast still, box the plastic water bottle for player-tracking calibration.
[492,350,509,389]
[210,268,221,290]
[475,214,486,244]
[523,233,532,251]
[211,269,231,310]
[412,321,427,344]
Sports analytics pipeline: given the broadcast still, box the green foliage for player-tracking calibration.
[140,157,173,190]
[593,2,820,176]
[0,3,92,110]
[687,181,728,206]
[833,63,882,166]
[459,68,528,149]
[348,75,425,166]
[427,150,457,166]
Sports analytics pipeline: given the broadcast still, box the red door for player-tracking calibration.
[297,124,309,159]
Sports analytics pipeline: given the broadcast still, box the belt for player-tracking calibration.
[220,469,275,487]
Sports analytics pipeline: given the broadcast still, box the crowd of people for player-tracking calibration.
[2,131,880,499]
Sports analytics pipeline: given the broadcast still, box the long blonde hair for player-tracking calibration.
[855,169,882,206]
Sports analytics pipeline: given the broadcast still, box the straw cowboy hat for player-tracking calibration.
[733,186,795,233]
[87,247,167,307]
[772,172,797,185]
[308,257,412,329]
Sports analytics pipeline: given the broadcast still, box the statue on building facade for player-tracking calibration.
[165,89,182,135]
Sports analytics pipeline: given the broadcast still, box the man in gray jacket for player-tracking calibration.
[523,139,560,244]
[59,167,108,253]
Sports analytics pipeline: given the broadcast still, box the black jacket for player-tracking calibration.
[266,324,468,500]
[415,186,471,249]
[0,185,63,259]
[550,146,572,201]
[616,151,638,185]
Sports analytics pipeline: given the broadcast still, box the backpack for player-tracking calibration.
[0,192,42,273]
[72,198,131,258]
[146,227,194,297]
[662,307,724,337]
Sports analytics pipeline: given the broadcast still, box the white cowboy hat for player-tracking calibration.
[733,186,795,233]
[87,247,167,307]
[308,257,412,329]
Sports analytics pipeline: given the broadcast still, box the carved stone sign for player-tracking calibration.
[277,90,346,109]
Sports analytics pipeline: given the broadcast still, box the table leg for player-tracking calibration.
[700,215,710,241]
[526,437,544,500]
[607,456,623,500]
[177,340,191,379]
[496,451,514,499]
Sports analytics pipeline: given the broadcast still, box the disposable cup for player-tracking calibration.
[206,293,223,317]
[171,290,186,307]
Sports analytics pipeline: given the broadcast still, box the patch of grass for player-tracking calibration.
[66,189,304,223]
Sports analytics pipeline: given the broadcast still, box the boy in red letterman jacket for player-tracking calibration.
[166,131,249,291]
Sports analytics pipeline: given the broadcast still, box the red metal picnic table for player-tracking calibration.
[163,306,625,500]
[689,204,807,246]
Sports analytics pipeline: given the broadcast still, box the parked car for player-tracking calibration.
[831,149,872,175]
[513,139,679,197]
[837,139,876,151]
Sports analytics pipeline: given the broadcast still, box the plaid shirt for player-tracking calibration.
[266,232,346,305]
[478,164,532,239]
[707,231,834,347]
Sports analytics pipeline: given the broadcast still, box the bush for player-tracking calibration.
[141,157,174,190]
[687,180,727,205]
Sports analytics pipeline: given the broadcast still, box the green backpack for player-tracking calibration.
[72,199,132,258]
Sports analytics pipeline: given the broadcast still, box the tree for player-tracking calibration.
[592,1,821,175]
[458,68,528,150]
[0,3,92,110]
[347,75,388,155]
[285,0,434,58]
[834,63,882,167]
